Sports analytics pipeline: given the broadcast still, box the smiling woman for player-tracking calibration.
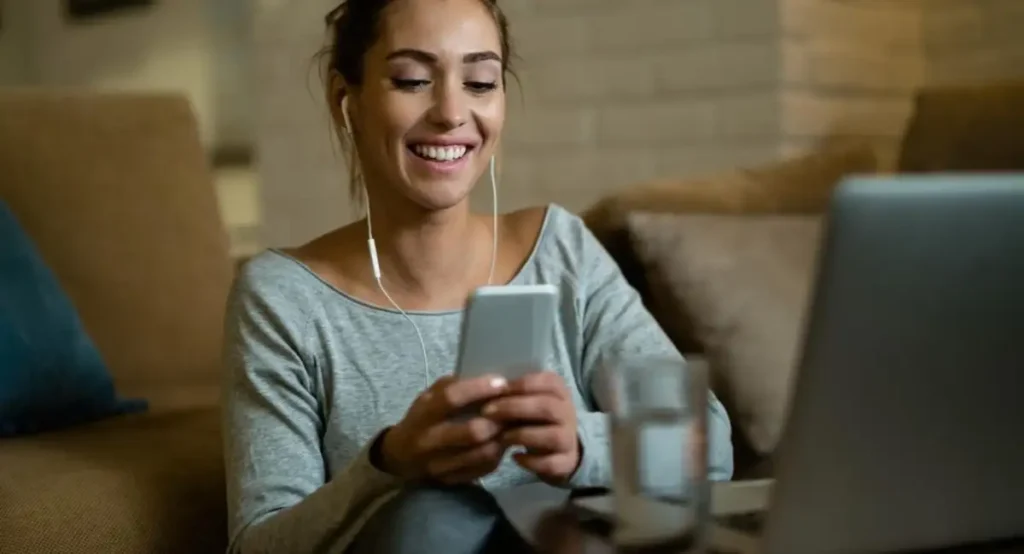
[323,0,513,212]
[220,1,734,553]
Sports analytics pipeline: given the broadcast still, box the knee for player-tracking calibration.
[384,484,499,520]
[352,485,502,554]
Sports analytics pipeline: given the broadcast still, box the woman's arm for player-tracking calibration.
[221,274,400,554]
[567,219,735,488]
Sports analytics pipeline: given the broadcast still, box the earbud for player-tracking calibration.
[340,96,354,138]
[342,95,382,280]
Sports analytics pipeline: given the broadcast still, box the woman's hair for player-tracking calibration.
[317,0,517,205]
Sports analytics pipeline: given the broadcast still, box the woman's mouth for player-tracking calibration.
[406,143,475,175]
[409,144,470,162]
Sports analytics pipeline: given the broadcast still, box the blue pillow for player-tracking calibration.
[0,201,146,437]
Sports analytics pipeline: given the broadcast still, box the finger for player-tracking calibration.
[435,463,501,485]
[419,374,509,420]
[416,417,502,453]
[506,371,569,399]
[483,395,564,424]
[406,375,456,419]
[501,425,576,454]
[427,441,505,479]
[513,451,575,479]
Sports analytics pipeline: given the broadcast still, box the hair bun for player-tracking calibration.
[325,1,348,27]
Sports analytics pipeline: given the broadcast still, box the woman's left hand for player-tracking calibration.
[482,371,581,485]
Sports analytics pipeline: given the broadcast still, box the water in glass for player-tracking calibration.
[608,357,709,552]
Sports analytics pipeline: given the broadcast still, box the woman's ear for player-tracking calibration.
[328,71,351,131]
[328,71,345,103]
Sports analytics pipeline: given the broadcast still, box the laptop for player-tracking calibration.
[710,174,1024,554]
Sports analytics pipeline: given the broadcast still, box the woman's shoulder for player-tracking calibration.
[521,203,602,263]
[228,249,325,320]
[505,203,591,252]
[503,203,614,290]
[235,248,310,290]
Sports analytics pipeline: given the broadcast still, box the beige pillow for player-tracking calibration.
[582,142,875,243]
[581,144,875,353]
[627,213,824,457]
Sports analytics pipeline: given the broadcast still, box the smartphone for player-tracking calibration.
[454,284,560,382]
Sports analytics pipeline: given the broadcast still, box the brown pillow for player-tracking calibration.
[581,144,875,352]
[582,142,876,245]
[899,80,1024,173]
[627,213,824,457]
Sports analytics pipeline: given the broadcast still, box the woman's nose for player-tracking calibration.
[427,83,467,130]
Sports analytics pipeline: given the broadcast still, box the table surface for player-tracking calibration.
[493,483,1024,554]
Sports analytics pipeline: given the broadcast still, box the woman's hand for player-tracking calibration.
[482,372,581,485]
[379,374,510,484]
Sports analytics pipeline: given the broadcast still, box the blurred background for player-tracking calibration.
[2,4,1024,551]
[1,0,1021,255]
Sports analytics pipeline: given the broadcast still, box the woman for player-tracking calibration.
[222,0,734,553]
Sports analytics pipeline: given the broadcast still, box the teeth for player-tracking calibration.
[413,144,467,162]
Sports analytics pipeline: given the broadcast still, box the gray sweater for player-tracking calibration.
[222,204,734,554]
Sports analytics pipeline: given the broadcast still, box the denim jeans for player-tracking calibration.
[346,484,529,554]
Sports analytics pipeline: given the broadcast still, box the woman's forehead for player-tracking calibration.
[372,0,502,61]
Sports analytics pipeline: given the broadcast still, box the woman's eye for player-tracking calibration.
[466,81,498,93]
[391,78,430,91]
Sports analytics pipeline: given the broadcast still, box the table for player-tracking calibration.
[493,483,1024,554]
[495,481,765,554]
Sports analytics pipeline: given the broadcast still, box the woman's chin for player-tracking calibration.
[402,180,476,213]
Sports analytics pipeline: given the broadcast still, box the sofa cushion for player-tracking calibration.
[581,144,875,352]
[0,393,225,554]
[0,201,147,436]
[627,213,823,461]
[899,81,1024,172]
[583,142,875,240]
[0,91,234,390]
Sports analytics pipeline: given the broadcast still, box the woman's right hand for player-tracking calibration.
[378,374,510,484]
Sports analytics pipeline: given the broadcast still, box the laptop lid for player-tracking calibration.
[763,175,1024,554]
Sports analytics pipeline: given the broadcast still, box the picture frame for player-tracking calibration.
[65,0,155,20]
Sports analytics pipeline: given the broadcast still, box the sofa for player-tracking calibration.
[581,79,1024,478]
[1,80,1021,552]
[0,91,234,553]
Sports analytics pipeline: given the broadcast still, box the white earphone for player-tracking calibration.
[341,95,499,387]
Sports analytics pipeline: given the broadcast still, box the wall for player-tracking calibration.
[18,1,217,144]
[253,0,343,250]
[497,0,784,214]
[776,0,1024,170]
[0,1,34,85]
[9,0,254,149]
[779,0,924,170]
[924,0,1024,86]
[0,0,261,256]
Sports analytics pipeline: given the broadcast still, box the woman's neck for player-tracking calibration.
[364,198,495,302]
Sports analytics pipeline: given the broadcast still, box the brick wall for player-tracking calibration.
[778,0,924,170]
[924,0,1024,86]
[494,0,783,214]
[0,1,34,85]
[254,0,346,249]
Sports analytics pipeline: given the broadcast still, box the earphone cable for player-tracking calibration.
[343,97,499,389]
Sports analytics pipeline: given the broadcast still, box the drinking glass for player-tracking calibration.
[607,355,710,552]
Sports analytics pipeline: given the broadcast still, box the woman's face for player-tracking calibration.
[342,0,506,212]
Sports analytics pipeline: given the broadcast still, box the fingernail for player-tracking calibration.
[483,403,497,415]
[490,377,507,389]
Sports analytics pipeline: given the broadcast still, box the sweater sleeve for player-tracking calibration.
[221,271,400,554]
[566,216,735,488]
